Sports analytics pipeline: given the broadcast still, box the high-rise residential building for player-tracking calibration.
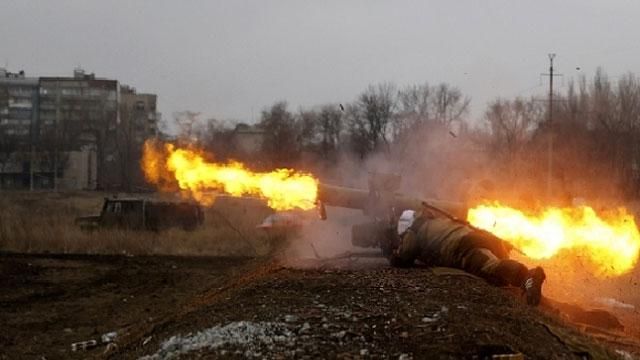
[118,85,160,190]
[0,68,159,191]
[39,69,119,190]
[0,68,39,188]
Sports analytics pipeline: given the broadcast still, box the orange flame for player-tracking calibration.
[142,140,318,210]
[467,203,640,277]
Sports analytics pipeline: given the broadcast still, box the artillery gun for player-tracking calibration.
[316,173,466,255]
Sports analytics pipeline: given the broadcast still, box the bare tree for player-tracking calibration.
[297,108,318,151]
[394,82,470,142]
[259,101,299,167]
[431,83,470,125]
[345,83,397,158]
[395,83,431,138]
[199,118,237,162]
[344,103,370,159]
[485,97,541,161]
[174,110,201,143]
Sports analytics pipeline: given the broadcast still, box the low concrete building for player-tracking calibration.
[234,123,264,154]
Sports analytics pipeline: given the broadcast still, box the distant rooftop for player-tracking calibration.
[234,123,264,134]
[0,67,26,79]
[0,68,39,85]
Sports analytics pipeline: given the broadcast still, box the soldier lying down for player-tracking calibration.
[387,209,546,306]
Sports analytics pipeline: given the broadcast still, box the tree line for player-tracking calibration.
[176,67,640,203]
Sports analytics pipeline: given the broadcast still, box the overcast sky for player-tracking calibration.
[2,1,640,127]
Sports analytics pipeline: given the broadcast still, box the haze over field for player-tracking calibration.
[3,0,640,125]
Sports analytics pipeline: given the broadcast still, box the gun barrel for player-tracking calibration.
[317,183,369,209]
[317,183,467,218]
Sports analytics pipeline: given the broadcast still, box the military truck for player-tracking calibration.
[75,197,204,232]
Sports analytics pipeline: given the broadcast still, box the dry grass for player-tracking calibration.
[0,191,277,256]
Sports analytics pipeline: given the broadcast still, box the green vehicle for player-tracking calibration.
[75,197,204,232]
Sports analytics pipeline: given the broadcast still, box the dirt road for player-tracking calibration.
[0,253,636,359]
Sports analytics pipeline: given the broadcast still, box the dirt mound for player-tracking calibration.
[1,253,637,359]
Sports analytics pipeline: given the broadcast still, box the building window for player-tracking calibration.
[61,88,81,96]
[86,88,104,97]
[40,87,56,95]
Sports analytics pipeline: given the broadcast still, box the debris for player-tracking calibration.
[143,336,153,346]
[421,306,448,323]
[71,339,98,352]
[310,242,321,259]
[331,330,347,339]
[299,322,311,334]
[284,314,298,323]
[615,349,634,360]
[398,354,412,360]
[140,321,294,359]
[360,348,370,356]
[101,331,118,344]
[490,354,524,359]
[103,342,118,354]
[70,330,118,352]
[595,297,635,311]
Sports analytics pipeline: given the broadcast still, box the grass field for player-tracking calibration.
[0,191,277,256]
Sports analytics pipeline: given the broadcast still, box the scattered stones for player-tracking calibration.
[140,321,295,359]
[421,316,437,323]
[299,322,311,334]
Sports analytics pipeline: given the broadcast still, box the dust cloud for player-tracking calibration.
[284,118,640,337]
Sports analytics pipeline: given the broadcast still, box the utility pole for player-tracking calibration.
[54,80,60,192]
[30,86,38,191]
[541,54,562,200]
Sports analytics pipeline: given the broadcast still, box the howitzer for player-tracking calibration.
[316,173,467,255]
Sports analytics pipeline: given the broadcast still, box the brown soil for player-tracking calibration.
[1,252,637,359]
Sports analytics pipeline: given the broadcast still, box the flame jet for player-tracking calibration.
[142,140,640,277]
[142,140,318,211]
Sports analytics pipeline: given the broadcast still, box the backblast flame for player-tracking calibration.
[142,140,318,211]
[467,203,640,277]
